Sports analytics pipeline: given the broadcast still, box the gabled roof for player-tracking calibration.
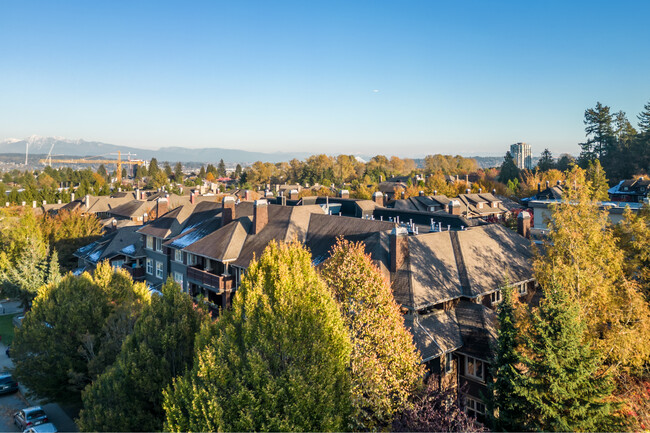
[404,310,463,362]
[455,301,497,361]
[107,200,155,218]
[73,226,142,264]
[396,224,534,310]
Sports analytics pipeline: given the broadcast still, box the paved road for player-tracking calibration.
[0,300,78,432]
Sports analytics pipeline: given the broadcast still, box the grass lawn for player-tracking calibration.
[0,313,20,346]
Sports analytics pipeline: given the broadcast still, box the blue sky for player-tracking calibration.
[1,0,649,157]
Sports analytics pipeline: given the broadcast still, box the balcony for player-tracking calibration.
[122,264,145,281]
[187,266,234,292]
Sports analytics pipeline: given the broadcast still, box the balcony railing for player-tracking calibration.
[122,264,145,280]
[187,267,234,291]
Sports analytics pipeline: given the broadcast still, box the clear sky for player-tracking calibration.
[1,0,649,157]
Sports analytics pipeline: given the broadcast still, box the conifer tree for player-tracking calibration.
[519,283,623,431]
[486,285,528,431]
[498,151,520,184]
[586,159,609,201]
[321,238,423,430]
[163,241,352,432]
[637,100,650,134]
[217,159,227,177]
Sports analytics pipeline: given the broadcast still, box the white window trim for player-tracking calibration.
[490,290,502,305]
[174,249,183,263]
[145,258,153,275]
[465,396,486,416]
[465,355,485,382]
[518,282,528,295]
[146,236,153,250]
[155,238,163,252]
[174,272,184,287]
[155,261,164,279]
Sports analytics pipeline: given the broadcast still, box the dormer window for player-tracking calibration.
[490,290,502,304]
[478,203,483,209]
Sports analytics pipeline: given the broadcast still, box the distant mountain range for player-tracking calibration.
[0,136,311,164]
[0,136,542,168]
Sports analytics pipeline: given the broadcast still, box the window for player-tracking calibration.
[445,352,453,374]
[174,249,183,263]
[490,290,502,304]
[466,356,485,381]
[155,238,162,252]
[146,236,153,250]
[174,272,184,288]
[156,261,163,279]
[518,283,528,295]
[465,396,485,418]
[146,258,153,275]
[188,254,197,266]
[111,260,124,270]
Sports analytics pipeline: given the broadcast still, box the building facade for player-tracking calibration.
[510,142,532,170]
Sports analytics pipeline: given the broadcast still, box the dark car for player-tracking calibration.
[14,407,48,430]
[0,373,18,394]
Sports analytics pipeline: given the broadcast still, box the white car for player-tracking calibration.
[23,422,58,433]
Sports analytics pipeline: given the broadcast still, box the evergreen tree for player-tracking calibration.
[163,241,353,432]
[198,166,206,179]
[96,164,108,179]
[2,235,49,308]
[536,148,555,172]
[164,162,173,180]
[46,248,61,285]
[173,162,183,183]
[613,110,637,145]
[586,159,609,201]
[234,163,242,179]
[637,100,650,134]
[148,158,160,177]
[519,283,622,431]
[498,151,520,184]
[581,101,614,162]
[78,279,207,432]
[135,165,147,180]
[555,153,575,172]
[614,205,650,302]
[486,285,528,431]
[217,159,227,177]
[321,238,423,430]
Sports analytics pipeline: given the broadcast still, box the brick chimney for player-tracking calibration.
[190,192,195,204]
[517,211,531,238]
[70,192,75,202]
[390,227,409,273]
[418,191,425,197]
[156,197,169,218]
[244,190,252,201]
[448,199,461,215]
[85,194,90,209]
[253,199,269,234]
[222,196,236,227]
[372,191,384,206]
[340,189,349,199]
[289,189,299,200]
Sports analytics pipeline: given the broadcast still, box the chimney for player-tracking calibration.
[244,190,252,201]
[339,189,349,199]
[289,189,299,200]
[465,174,469,183]
[546,181,550,189]
[21,201,26,207]
[265,191,274,198]
[222,196,236,227]
[492,189,496,195]
[372,191,384,206]
[517,211,531,238]
[32,201,37,208]
[390,227,409,273]
[466,188,471,194]
[252,199,269,234]
[136,188,140,200]
[112,219,117,231]
[57,199,61,204]
[71,192,75,202]
[156,197,169,218]
[42,200,47,206]
[85,194,90,209]
[556,180,561,186]
[418,191,425,197]
[538,182,541,193]
[478,188,482,193]
[280,195,287,206]
[449,199,461,215]
[433,190,438,196]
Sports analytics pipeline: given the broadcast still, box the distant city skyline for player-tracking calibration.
[1,0,649,157]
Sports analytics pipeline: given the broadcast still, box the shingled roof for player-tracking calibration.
[404,310,464,361]
[396,224,534,310]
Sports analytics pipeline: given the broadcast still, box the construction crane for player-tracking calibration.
[38,151,146,182]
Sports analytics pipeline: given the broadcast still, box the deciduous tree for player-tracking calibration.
[163,241,352,432]
[321,238,423,430]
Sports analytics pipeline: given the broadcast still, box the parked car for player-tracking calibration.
[14,407,48,430]
[12,315,25,329]
[23,422,58,433]
[0,373,18,394]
